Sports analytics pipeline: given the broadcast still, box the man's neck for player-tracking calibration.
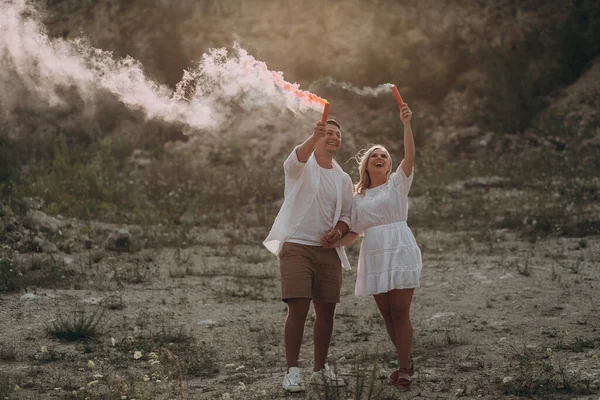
[314,150,334,169]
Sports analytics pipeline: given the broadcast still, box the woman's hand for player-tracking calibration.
[400,103,412,125]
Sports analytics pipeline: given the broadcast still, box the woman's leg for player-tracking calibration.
[373,292,397,350]
[389,288,415,382]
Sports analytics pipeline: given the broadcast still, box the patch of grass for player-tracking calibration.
[0,136,20,198]
[349,357,384,400]
[0,372,14,399]
[0,344,17,362]
[213,276,274,302]
[503,342,596,396]
[420,328,471,349]
[29,348,66,364]
[105,295,126,310]
[1,254,83,292]
[19,135,144,222]
[109,258,159,286]
[47,309,106,341]
[564,337,596,353]
[178,343,220,378]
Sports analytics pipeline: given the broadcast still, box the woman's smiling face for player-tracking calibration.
[367,148,390,175]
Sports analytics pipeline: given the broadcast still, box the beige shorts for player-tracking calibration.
[279,242,342,303]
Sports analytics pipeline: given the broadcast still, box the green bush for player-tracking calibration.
[20,135,142,221]
[0,136,20,198]
[480,2,598,133]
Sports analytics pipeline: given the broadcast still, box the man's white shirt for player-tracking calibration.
[263,146,354,270]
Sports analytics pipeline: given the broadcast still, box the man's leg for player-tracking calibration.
[285,298,312,368]
[311,248,342,372]
[313,301,336,371]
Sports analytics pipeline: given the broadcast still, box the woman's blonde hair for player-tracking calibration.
[354,145,392,195]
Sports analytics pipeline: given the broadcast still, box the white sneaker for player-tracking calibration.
[282,367,304,392]
[310,363,345,387]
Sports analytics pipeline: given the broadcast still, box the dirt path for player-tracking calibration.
[0,228,599,399]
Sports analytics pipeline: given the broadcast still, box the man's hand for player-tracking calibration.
[320,228,342,247]
[313,121,326,140]
[400,103,412,125]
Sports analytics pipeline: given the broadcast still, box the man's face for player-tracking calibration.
[317,124,342,154]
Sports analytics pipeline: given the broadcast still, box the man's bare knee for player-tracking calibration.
[287,299,311,319]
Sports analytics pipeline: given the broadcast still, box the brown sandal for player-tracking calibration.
[396,368,412,387]
[387,357,414,384]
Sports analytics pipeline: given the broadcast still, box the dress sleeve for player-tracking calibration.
[349,195,365,236]
[389,160,414,196]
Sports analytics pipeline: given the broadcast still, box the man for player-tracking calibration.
[263,119,353,392]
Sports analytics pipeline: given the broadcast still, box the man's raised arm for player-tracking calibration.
[296,121,326,163]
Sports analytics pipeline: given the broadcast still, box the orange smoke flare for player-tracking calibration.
[268,68,327,107]
[246,57,327,110]
[321,101,330,122]
[391,85,404,107]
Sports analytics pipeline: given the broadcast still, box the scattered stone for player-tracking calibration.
[89,249,106,263]
[470,273,493,285]
[23,197,45,210]
[82,235,93,249]
[104,228,133,252]
[430,312,456,321]
[20,293,39,301]
[82,297,103,305]
[58,238,76,253]
[198,319,219,327]
[22,210,62,234]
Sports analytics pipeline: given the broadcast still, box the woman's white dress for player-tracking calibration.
[351,162,422,296]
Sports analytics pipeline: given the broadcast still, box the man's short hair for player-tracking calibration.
[326,119,341,131]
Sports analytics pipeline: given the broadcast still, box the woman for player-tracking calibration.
[326,103,422,387]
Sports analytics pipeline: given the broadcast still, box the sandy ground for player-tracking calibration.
[0,222,599,400]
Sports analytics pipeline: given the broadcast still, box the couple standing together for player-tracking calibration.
[263,104,422,391]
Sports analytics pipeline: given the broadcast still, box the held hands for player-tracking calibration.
[313,121,326,140]
[321,228,342,248]
[400,103,412,125]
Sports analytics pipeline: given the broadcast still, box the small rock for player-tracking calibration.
[20,293,39,301]
[58,238,76,253]
[32,236,58,253]
[83,297,103,305]
[503,376,514,384]
[82,235,93,249]
[198,319,219,327]
[104,228,133,252]
[23,197,45,210]
[23,210,62,234]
